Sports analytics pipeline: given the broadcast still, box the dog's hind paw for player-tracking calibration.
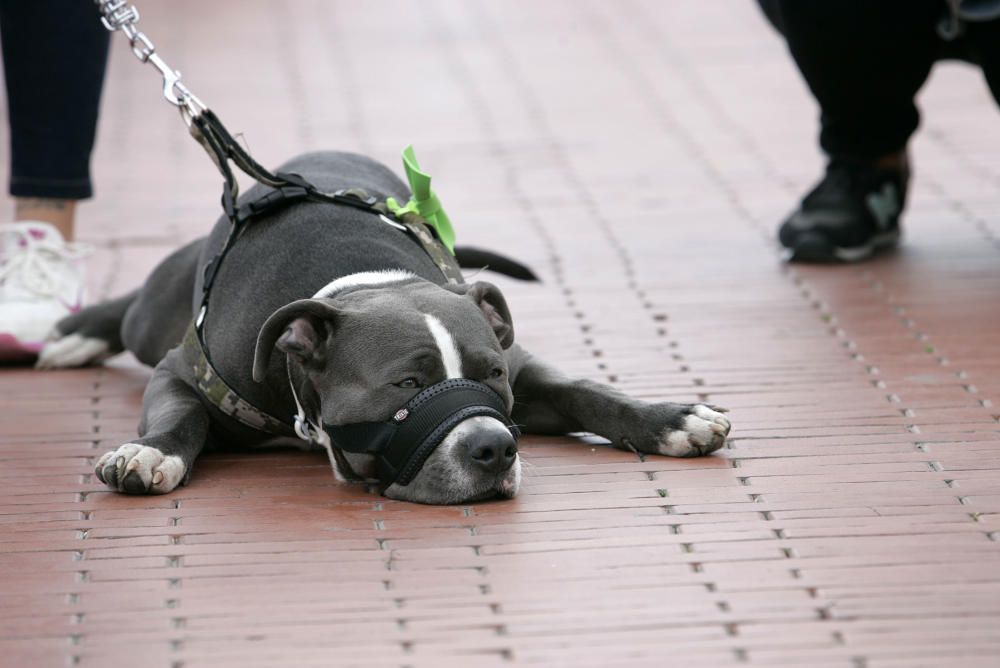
[94,443,187,494]
[36,333,110,369]
[655,404,731,457]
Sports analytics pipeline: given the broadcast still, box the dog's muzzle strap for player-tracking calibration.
[323,379,519,487]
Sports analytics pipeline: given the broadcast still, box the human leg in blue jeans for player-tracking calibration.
[759,0,1000,262]
[0,0,109,359]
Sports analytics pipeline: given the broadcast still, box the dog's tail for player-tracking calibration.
[453,246,539,281]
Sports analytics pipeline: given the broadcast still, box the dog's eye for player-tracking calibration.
[396,378,421,389]
[489,368,505,379]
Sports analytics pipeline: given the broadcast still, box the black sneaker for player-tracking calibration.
[779,159,909,262]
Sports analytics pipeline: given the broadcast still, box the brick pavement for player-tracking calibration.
[2,1,1000,666]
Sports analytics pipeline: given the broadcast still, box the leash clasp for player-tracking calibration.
[95,0,207,126]
[147,54,207,124]
[293,413,318,443]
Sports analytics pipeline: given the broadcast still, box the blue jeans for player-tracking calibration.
[0,0,110,200]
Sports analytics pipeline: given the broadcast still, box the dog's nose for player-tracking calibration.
[466,429,518,474]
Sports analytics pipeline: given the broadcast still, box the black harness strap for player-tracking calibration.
[189,109,463,331]
[183,109,465,442]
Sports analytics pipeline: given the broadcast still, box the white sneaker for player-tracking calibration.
[0,221,91,361]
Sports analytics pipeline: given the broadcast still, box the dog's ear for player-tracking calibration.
[253,299,341,382]
[445,281,515,349]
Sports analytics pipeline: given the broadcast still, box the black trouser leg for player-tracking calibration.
[0,0,110,199]
[759,0,942,162]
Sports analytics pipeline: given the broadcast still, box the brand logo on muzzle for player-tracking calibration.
[323,379,519,486]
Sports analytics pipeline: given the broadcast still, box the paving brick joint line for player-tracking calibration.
[2,2,1000,667]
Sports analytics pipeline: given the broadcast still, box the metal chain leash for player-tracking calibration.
[94,0,207,125]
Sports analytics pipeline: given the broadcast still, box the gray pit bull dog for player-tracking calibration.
[38,151,731,504]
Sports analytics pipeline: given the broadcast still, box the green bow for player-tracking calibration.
[385,145,456,254]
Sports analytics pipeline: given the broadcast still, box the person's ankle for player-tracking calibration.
[872,151,908,172]
[12,198,76,241]
[830,152,908,173]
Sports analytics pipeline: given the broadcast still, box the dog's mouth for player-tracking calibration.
[465,461,522,502]
[498,476,518,498]
[381,451,522,505]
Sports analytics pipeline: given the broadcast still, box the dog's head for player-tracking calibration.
[253,273,521,504]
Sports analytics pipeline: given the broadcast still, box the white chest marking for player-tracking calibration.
[424,314,463,379]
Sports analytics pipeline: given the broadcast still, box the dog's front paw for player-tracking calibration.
[628,403,730,457]
[658,404,730,456]
[36,333,110,369]
[94,443,186,494]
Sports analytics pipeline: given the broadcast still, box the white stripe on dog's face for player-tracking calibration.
[424,314,463,379]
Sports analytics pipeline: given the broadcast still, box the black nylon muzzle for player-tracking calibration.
[322,379,520,486]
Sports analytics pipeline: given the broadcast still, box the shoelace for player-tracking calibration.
[0,229,92,299]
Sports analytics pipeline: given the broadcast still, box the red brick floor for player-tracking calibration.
[3,2,1000,666]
